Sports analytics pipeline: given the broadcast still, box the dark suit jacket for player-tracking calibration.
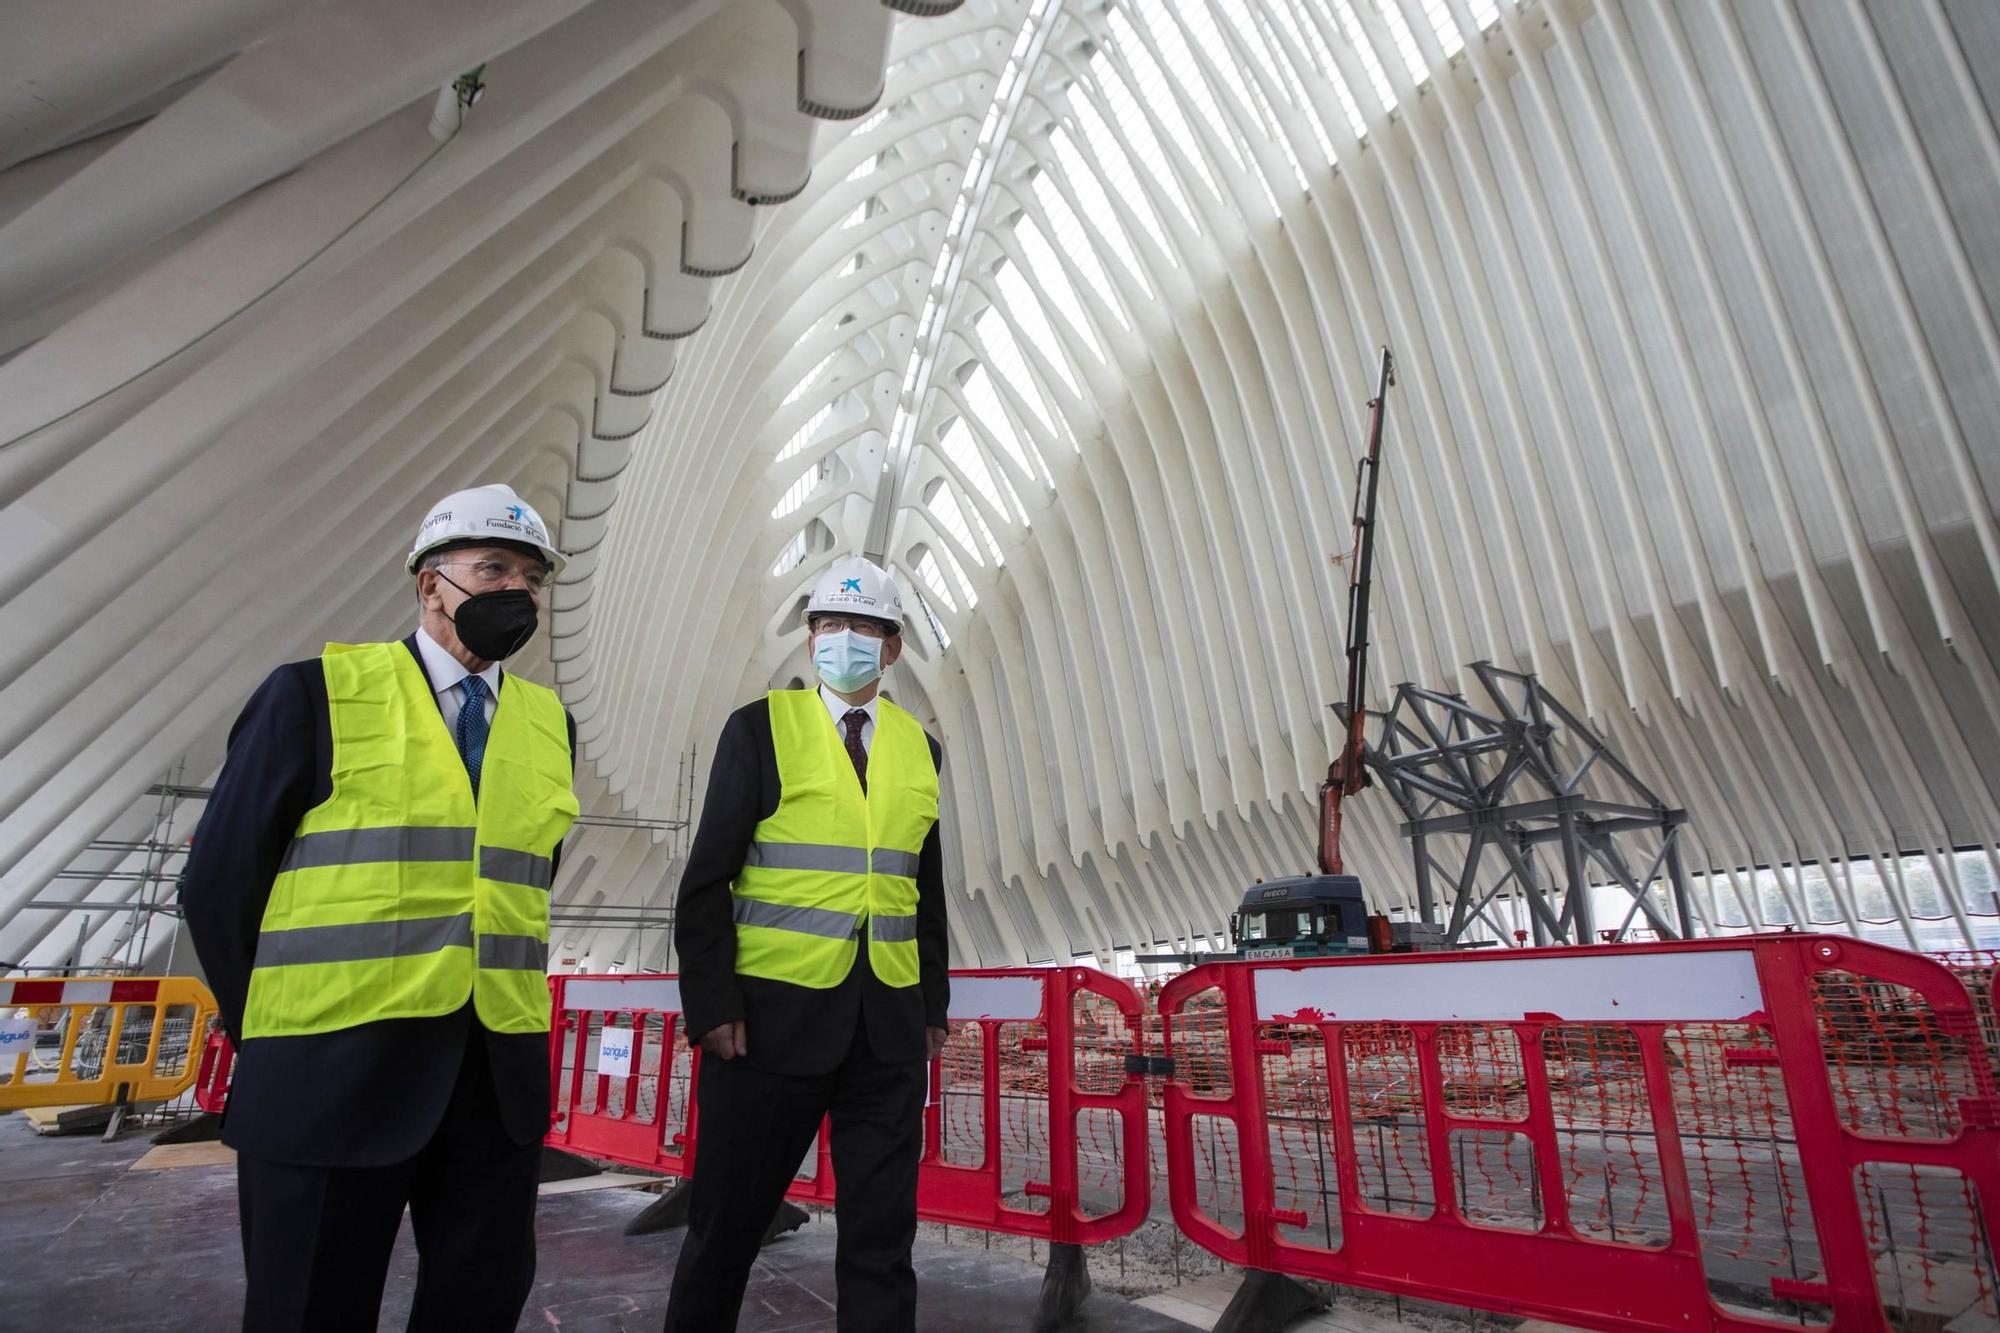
[675,694,949,1076]
[178,636,575,1167]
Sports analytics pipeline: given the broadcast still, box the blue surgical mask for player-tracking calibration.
[813,629,884,693]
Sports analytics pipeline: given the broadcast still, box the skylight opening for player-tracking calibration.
[971,309,1064,452]
[1180,3,1276,141]
[915,547,961,612]
[1194,2,1314,192]
[992,261,1080,398]
[961,359,1053,487]
[1419,0,1467,59]
[1013,216,1104,361]
[937,416,1025,536]
[771,517,834,578]
[1268,0,1367,149]
[1084,52,1198,237]
[1029,171,1128,329]
[1049,129,1155,299]
[1376,0,1431,86]
[850,103,891,137]
[782,350,837,407]
[1102,11,1221,208]
[935,538,979,608]
[1126,0,1247,177]
[910,581,953,651]
[776,397,835,462]
[772,528,810,578]
[1327,0,1403,113]
[771,458,829,520]
[924,477,989,568]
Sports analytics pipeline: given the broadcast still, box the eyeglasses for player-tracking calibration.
[435,557,551,595]
[811,614,894,639]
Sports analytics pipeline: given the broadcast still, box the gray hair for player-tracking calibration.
[415,548,450,603]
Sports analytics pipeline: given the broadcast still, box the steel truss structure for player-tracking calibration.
[1352,663,1693,945]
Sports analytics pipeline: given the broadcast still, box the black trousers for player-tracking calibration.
[663,1025,927,1333]
[235,1028,542,1331]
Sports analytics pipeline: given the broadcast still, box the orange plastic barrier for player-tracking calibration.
[0,976,217,1110]
[1157,935,2000,1333]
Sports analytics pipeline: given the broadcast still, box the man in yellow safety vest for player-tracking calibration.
[666,555,950,1333]
[180,483,578,1331]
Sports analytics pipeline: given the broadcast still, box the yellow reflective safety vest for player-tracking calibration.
[732,690,939,989]
[241,641,578,1038]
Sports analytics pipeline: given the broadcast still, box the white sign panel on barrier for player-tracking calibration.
[0,1018,34,1060]
[568,977,681,1013]
[1252,949,1765,1024]
[597,1026,635,1078]
[947,976,1043,1022]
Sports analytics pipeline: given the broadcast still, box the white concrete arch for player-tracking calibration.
[3,0,1997,973]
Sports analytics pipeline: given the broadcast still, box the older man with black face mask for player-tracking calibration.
[180,483,579,1332]
[666,555,950,1333]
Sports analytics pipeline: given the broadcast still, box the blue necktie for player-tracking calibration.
[456,675,490,795]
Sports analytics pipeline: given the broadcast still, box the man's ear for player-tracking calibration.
[881,634,904,669]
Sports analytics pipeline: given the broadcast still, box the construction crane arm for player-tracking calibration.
[1318,346,1394,876]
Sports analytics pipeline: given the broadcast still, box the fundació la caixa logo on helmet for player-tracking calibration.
[486,507,546,542]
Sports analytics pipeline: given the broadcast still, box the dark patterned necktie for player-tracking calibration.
[456,675,490,795]
[842,709,868,792]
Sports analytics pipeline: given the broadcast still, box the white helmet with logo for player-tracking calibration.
[406,484,566,577]
[807,556,903,631]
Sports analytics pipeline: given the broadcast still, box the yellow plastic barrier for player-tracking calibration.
[0,976,219,1110]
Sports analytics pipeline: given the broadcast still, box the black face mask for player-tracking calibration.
[439,575,539,662]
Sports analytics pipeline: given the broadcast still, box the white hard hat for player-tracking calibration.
[406,484,566,577]
[807,556,903,630]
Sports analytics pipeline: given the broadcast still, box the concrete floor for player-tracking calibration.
[0,1115,1194,1331]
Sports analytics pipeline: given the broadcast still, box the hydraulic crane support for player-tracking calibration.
[1319,347,1394,877]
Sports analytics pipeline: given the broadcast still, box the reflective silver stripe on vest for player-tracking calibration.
[871,849,921,878]
[731,896,860,940]
[478,934,548,970]
[871,914,919,944]
[255,912,474,968]
[744,841,871,875]
[480,848,553,890]
[279,826,475,873]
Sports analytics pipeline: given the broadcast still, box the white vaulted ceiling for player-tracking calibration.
[3,0,1998,976]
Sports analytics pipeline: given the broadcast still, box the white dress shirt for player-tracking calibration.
[819,684,878,755]
[416,626,501,726]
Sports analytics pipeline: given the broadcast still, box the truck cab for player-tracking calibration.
[1230,874,1372,960]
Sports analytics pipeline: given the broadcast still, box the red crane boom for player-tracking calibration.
[1318,347,1394,876]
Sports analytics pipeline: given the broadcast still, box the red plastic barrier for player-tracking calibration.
[853,966,1151,1243]
[192,1021,234,1115]
[1158,935,2000,1333]
[548,967,1152,1245]
[545,973,696,1175]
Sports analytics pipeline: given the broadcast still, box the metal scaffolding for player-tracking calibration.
[1347,661,1694,946]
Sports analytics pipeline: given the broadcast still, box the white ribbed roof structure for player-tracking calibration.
[4,0,1998,976]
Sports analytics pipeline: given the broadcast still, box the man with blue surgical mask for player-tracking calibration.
[666,556,949,1333]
